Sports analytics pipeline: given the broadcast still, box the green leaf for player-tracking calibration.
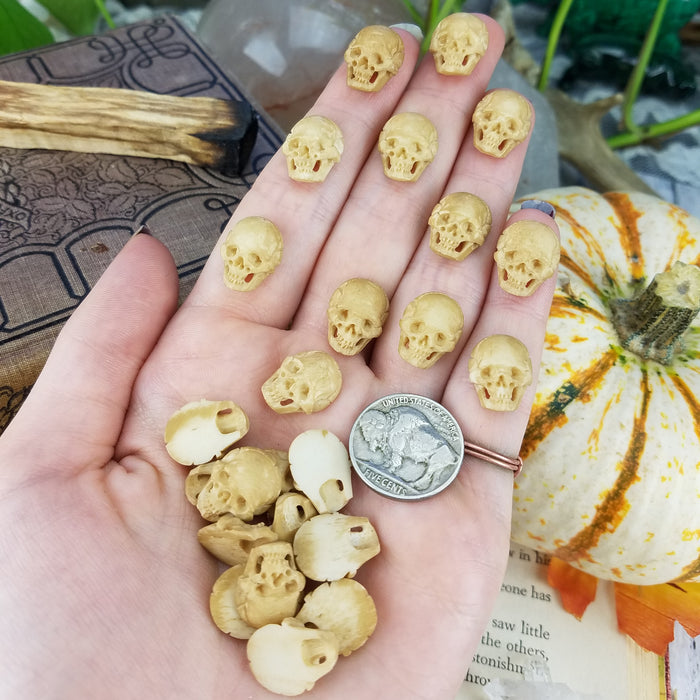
[0,0,54,55]
[36,0,100,36]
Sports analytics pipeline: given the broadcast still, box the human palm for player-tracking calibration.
[0,18,558,699]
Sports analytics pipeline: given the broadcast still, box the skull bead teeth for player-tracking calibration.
[327,278,389,356]
[220,216,283,291]
[472,89,531,158]
[468,334,532,411]
[430,12,489,76]
[282,115,344,183]
[494,219,560,296]
[378,112,438,182]
[398,292,464,369]
[428,192,492,261]
[344,25,404,92]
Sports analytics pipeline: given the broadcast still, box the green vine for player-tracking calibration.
[400,0,465,54]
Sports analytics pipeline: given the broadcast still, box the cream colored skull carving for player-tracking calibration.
[196,447,283,522]
[235,541,306,629]
[378,112,438,182]
[398,292,464,368]
[282,115,343,183]
[327,278,389,355]
[262,350,342,414]
[468,334,532,411]
[429,12,489,76]
[344,25,404,92]
[220,216,283,291]
[472,89,531,158]
[494,220,560,296]
[428,192,492,260]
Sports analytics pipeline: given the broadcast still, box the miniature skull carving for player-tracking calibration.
[472,89,531,158]
[429,12,489,76]
[344,25,404,92]
[378,112,438,182]
[282,115,343,182]
[220,216,283,291]
[235,541,306,629]
[468,334,532,411]
[262,350,342,414]
[196,447,283,522]
[327,278,389,355]
[398,292,464,368]
[494,220,560,296]
[428,192,492,260]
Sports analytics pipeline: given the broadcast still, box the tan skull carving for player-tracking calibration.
[468,334,533,411]
[235,541,306,628]
[282,115,343,182]
[378,112,438,182]
[398,292,464,369]
[429,12,489,76]
[196,447,283,522]
[327,278,389,355]
[472,89,531,158]
[261,350,342,414]
[220,216,283,291]
[428,192,492,260]
[494,220,560,296]
[344,25,404,92]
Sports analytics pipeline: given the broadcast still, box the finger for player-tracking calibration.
[0,232,179,477]
[292,15,506,332]
[369,93,535,395]
[185,27,422,328]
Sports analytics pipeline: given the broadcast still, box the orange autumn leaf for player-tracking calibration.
[613,581,700,656]
[547,557,598,619]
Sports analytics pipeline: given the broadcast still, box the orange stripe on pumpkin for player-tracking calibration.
[521,348,618,460]
[670,373,700,445]
[604,193,646,282]
[553,370,651,564]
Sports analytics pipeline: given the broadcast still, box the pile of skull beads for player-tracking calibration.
[169,14,562,697]
[165,401,380,696]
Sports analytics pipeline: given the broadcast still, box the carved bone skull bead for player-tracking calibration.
[282,115,343,183]
[494,220,560,296]
[429,12,489,76]
[468,334,532,411]
[220,216,283,291]
[344,25,404,92]
[234,541,306,628]
[327,278,389,355]
[428,192,492,261]
[398,292,464,369]
[261,350,342,414]
[472,89,532,158]
[378,112,438,182]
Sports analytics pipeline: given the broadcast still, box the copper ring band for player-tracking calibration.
[463,440,523,477]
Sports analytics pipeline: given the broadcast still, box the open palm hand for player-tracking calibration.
[0,18,558,700]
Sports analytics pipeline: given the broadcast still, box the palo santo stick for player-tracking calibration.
[0,79,258,176]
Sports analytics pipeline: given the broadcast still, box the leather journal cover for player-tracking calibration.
[0,15,284,432]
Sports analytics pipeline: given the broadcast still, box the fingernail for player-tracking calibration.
[390,23,423,42]
[132,224,153,237]
[520,199,556,218]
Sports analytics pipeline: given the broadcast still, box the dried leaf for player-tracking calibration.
[547,557,598,620]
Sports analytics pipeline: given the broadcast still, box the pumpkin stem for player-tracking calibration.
[611,261,700,364]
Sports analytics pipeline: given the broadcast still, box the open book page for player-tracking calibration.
[456,544,661,700]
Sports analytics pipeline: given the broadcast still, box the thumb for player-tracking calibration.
[1,231,179,477]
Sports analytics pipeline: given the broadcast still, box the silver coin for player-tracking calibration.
[348,393,464,501]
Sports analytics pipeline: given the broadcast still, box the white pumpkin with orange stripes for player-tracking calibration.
[510,187,700,585]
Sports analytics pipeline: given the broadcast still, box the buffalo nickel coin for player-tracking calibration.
[348,394,464,500]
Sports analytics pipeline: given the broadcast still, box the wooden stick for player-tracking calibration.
[0,79,258,176]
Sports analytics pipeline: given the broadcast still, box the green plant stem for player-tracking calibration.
[607,108,700,149]
[620,0,669,134]
[537,0,575,92]
[94,0,115,29]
